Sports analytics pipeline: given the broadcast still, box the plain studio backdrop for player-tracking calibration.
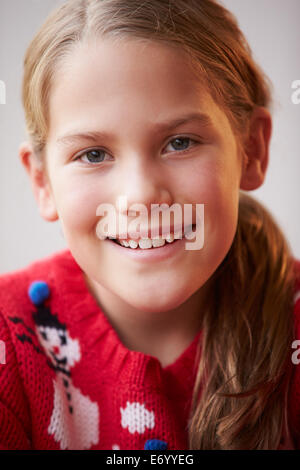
[0,0,299,274]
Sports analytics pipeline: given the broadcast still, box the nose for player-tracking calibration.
[116,156,172,218]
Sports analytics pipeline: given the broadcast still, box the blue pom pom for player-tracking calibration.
[144,439,168,450]
[28,281,50,306]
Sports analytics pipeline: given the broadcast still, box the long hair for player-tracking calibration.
[189,191,295,449]
[21,0,297,448]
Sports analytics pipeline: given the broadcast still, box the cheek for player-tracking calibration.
[182,158,240,212]
[52,173,108,234]
[185,159,240,255]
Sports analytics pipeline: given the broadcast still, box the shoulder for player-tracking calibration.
[0,250,75,449]
[0,248,79,399]
[0,249,74,325]
[291,258,300,374]
[286,258,300,446]
[0,248,74,287]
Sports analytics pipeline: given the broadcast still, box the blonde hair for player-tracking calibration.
[22,0,296,448]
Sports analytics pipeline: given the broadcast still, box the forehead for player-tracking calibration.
[47,37,230,140]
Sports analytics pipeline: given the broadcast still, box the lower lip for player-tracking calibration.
[106,235,191,263]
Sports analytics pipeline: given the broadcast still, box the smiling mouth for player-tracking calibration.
[110,238,181,249]
[51,353,67,365]
[109,224,196,249]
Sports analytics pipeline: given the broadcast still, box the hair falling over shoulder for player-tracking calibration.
[188,192,296,449]
[21,0,297,448]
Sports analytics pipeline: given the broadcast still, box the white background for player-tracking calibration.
[0,0,299,274]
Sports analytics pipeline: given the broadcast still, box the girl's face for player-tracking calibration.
[42,38,245,312]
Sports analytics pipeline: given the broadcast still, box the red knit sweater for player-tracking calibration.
[0,249,300,450]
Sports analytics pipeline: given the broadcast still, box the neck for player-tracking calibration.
[84,274,210,367]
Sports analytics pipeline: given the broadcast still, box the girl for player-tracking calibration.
[0,0,300,450]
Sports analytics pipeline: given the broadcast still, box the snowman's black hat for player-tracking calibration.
[33,304,67,330]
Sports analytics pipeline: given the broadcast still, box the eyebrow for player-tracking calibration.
[55,112,214,147]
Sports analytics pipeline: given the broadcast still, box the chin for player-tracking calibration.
[122,287,192,314]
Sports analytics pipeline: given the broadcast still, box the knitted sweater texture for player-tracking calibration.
[0,249,300,450]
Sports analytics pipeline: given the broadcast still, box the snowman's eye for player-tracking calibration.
[41,331,48,341]
[59,335,66,346]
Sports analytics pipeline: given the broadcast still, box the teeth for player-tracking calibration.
[138,239,152,249]
[152,238,166,248]
[128,240,138,249]
[115,227,194,250]
[165,233,175,243]
[118,237,178,249]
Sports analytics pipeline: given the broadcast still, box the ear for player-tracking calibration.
[19,141,58,222]
[239,107,272,191]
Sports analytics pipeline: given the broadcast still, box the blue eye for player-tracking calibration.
[74,136,199,165]
[164,137,198,154]
[74,149,111,164]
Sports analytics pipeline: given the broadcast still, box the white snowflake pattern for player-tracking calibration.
[120,401,155,434]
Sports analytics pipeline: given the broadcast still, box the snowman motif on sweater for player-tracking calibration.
[29,281,100,450]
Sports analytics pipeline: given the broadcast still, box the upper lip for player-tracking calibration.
[108,223,194,240]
